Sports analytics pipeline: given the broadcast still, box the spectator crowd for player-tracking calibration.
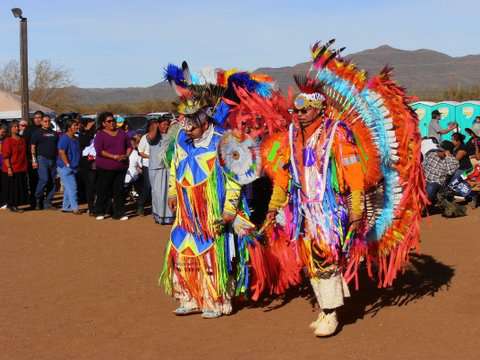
[424,112,480,216]
[0,110,174,224]
[1,110,480,220]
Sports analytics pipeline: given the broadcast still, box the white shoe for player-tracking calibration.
[0,205,7,210]
[96,215,105,220]
[309,312,325,330]
[313,311,339,337]
[119,216,128,221]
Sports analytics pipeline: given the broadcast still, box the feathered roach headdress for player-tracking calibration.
[164,61,278,130]
[164,61,225,129]
[293,74,326,110]
[292,39,347,111]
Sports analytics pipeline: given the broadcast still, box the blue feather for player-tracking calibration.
[190,73,200,85]
[212,100,230,127]
[316,68,399,241]
[255,82,272,98]
[163,64,185,87]
[228,72,258,93]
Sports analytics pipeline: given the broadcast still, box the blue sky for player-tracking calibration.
[1,0,478,88]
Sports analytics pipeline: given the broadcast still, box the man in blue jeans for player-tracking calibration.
[31,114,59,210]
[57,119,81,214]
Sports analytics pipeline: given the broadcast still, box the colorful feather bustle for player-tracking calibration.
[307,40,427,288]
[255,41,426,294]
[223,86,291,137]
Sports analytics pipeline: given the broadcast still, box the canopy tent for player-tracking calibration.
[0,89,54,120]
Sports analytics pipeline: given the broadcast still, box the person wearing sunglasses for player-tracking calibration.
[23,110,44,209]
[18,120,28,136]
[264,78,367,337]
[160,98,248,320]
[93,112,132,221]
[31,114,59,210]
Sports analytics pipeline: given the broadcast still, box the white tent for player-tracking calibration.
[0,89,54,120]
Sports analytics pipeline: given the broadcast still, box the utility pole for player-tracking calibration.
[12,8,29,124]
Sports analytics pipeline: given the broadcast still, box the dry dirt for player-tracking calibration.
[1,208,479,360]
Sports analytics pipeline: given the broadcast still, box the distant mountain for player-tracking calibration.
[66,82,173,105]
[70,45,480,105]
[257,45,480,96]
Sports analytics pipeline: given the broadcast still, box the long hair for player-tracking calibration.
[7,120,19,137]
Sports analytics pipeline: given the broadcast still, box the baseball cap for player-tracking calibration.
[116,116,125,126]
[439,140,454,152]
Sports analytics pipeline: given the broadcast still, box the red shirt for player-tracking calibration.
[2,137,27,173]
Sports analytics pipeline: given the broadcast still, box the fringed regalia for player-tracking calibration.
[260,41,427,308]
[159,62,283,313]
[160,125,244,313]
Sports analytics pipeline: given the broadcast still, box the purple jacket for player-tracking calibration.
[94,130,131,170]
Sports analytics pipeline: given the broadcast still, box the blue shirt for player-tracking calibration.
[57,134,80,169]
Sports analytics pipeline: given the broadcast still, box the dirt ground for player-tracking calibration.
[1,208,479,360]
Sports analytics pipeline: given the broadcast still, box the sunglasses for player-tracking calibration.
[293,108,308,114]
[104,120,114,123]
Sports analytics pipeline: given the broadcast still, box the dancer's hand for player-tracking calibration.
[348,215,362,234]
[222,212,236,224]
[265,211,276,223]
[168,198,177,212]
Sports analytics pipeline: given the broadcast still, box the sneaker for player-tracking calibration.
[0,204,7,210]
[313,311,339,337]
[96,215,105,220]
[309,312,325,330]
[9,206,24,213]
[119,216,128,221]
[173,307,201,316]
[201,310,222,319]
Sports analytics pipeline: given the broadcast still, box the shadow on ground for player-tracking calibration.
[240,254,455,321]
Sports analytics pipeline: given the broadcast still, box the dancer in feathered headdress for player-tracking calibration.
[261,40,427,336]
[159,62,285,317]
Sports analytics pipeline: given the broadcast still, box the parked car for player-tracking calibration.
[115,114,148,135]
[147,112,175,121]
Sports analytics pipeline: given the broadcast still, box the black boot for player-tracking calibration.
[35,199,42,210]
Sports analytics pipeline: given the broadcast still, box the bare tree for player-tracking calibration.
[0,60,21,93]
[0,59,73,111]
[30,60,72,106]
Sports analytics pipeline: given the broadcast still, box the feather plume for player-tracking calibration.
[182,61,192,85]
[164,64,185,87]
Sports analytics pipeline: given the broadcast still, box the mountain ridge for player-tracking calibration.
[69,45,480,104]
